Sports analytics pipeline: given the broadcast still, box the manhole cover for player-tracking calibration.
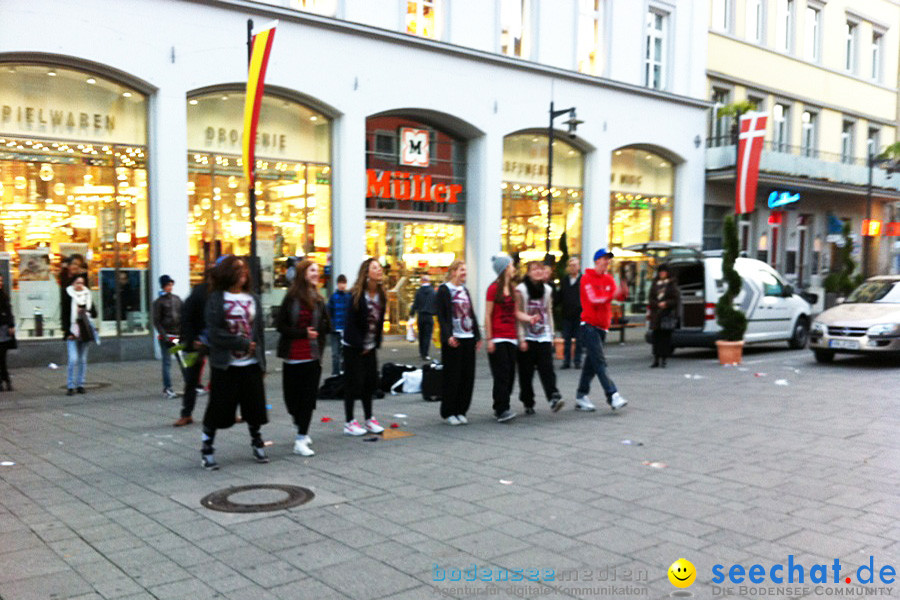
[200,484,315,513]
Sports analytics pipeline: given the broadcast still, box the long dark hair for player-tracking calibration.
[211,256,250,293]
[493,264,515,301]
[350,258,385,306]
[287,259,322,309]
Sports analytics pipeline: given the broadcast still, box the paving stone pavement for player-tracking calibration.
[0,336,897,600]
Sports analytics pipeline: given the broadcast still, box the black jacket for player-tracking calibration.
[648,278,681,330]
[436,283,481,347]
[557,274,582,320]
[409,284,438,318]
[342,290,386,350]
[180,283,208,348]
[276,295,331,360]
[0,291,13,329]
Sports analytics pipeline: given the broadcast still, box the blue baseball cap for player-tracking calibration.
[593,248,614,261]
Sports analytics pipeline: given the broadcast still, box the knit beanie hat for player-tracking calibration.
[492,254,513,276]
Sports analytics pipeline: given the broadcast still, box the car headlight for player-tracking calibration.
[866,323,900,337]
[811,321,826,334]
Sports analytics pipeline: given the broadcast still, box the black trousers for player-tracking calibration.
[343,346,377,422]
[440,337,476,418]
[417,314,434,359]
[203,364,268,429]
[517,341,558,407]
[0,348,8,384]
[488,341,517,415]
[180,355,205,418]
[651,328,674,359]
[283,361,320,435]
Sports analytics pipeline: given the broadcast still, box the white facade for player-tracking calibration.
[0,0,708,348]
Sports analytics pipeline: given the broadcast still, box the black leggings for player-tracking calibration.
[441,337,476,418]
[283,361,320,435]
[343,346,377,422]
[0,348,8,383]
[651,328,674,359]
[488,341,517,415]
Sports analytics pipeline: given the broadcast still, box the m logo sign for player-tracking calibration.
[400,127,430,167]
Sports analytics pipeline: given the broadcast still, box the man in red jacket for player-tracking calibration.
[575,248,628,412]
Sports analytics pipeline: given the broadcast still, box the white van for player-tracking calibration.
[626,244,813,349]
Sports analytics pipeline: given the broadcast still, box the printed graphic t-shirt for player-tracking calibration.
[486,281,517,343]
[516,281,553,342]
[444,282,474,339]
[363,292,381,351]
[223,291,258,366]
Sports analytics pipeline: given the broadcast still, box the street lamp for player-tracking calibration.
[863,151,900,277]
[545,102,582,262]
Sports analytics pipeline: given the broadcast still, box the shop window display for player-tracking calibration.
[187,92,331,326]
[609,148,674,249]
[0,64,148,339]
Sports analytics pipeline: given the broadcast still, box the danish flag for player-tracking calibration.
[735,112,768,214]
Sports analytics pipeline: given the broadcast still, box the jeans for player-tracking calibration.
[330,332,344,375]
[66,339,89,389]
[560,317,584,366]
[159,338,174,390]
[576,325,617,400]
[417,314,434,359]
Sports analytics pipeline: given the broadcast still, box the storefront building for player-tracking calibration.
[3,0,709,363]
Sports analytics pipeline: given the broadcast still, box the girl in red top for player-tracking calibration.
[485,255,538,422]
[276,260,331,457]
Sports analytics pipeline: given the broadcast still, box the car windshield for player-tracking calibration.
[845,281,900,304]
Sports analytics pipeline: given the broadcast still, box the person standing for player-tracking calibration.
[327,274,350,376]
[62,273,97,396]
[0,275,16,391]
[648,263,680,368]
[341,258,386,437]
[436,260,481,425]
[200,256,269,470]
[516,261,563,414]
[174,269,210,427]
[152,274,183,399]
[485,255,535,423]
[575,248,628,412]
[409,275,437,361]
[557,257,584,369]
[277,260,330,456]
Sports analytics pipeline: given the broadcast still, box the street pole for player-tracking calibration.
[863,151,874,278]
[546,102,554,259]
[246,18,259,292]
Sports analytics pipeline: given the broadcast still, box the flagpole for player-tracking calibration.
[246,18,259,292]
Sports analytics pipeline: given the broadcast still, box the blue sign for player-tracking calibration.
[767,190,800,209]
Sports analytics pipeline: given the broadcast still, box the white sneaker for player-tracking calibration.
[445,415,461,426]
[610,392,628,410]
[344,420,367,436]
[163,388,178,399]
[456,414,468,425]
[364,417,384,434]
[293,437,315,456]
[196,387,208,397]
[575,395,596,411]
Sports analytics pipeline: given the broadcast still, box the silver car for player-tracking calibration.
[809,276,900,363]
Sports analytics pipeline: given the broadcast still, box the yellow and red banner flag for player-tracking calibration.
[242,21,277,183]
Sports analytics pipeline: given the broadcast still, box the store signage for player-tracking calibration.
[399,127,429,167]
[203,126,287,152]
[767,190,800,209]
[768,210,785,225]
[1,105,116,132]
[366,169,462,203]
[611,173,644,187]
[861,220,900,237]
[505,160,548,178]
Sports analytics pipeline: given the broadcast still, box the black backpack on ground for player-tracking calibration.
[379,363,416,392]
[421,362,442,402]
[317,374,345,399]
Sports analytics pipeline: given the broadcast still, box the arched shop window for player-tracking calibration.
[609,148,674,248]
[187,91,331,325]
[501,133,584,263]
[364,115,466,332]
[0,63,148,339]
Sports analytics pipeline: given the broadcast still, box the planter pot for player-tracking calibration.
[715,340,744,365]
[553,338,564,360]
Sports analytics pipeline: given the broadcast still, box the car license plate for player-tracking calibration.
[829,339,859,350]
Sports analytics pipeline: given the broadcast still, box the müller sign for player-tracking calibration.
[366,169,463,203]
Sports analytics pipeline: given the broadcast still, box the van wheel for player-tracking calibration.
[814,349,835,363]
[788,317,809,349]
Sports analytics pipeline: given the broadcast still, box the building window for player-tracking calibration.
[643,8,668,91]
[288,0,338,15]
[871,31,883,81]
[709,88,731,147]
[804,5,820,61]
[703,205,731,251]
[610,149,674,249]
[773,103,790,152]
[841,120,855,164]
[775,0,793,53]
[845,20,857,73]
[867,127,880,159]
[746,0,764,43]
[747,94,765,114]
[801,110,817,157]
[577,0,604,75]
[500,0,531,58]
[406,0,440,39]
[711,0,731,33]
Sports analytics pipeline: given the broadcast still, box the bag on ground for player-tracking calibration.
[421,362,442,402]
[379,362,417,392]
[318,374,345,399]
[391,369,423,394]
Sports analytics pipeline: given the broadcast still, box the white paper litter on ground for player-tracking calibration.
[393,413,408,418]
[48,363,59,369]
[499,480,513,485]
[642,461,667,469]
[683,374,705,380]
[0,461,15,466]
[775,379,789,386]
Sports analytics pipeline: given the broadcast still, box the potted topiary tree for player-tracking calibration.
[715,215,747,364]
[822,222,862,308]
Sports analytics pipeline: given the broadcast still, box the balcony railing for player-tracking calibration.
[705,139,900,192]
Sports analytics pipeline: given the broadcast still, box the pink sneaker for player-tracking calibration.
[364,417,384,434]
[343,420,366,436]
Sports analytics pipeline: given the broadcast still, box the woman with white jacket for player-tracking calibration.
[61,273,97,396]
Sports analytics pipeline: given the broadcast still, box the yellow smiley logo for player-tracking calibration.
[668,558,696,588]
